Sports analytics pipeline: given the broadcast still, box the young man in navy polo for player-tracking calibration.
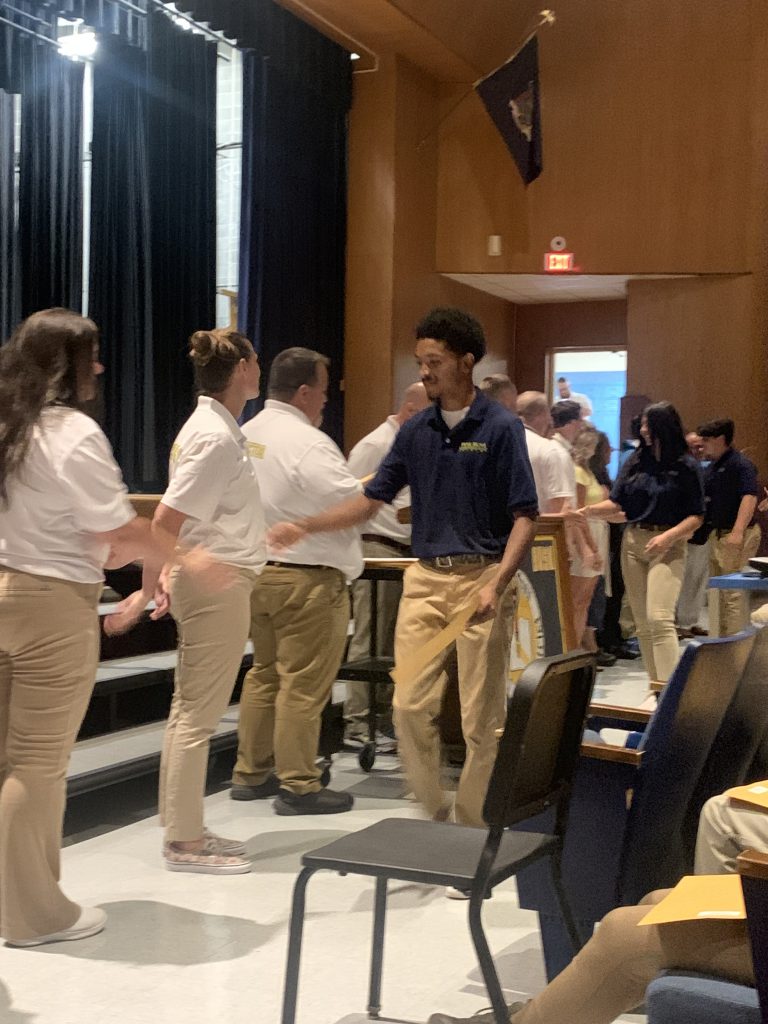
[698,418,760,635]
[268,308,538,828]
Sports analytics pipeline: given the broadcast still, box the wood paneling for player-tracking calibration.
[626,276,766,472]
[436,0,756,275]
[514,300,627,393]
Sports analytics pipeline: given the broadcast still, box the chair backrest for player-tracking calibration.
[483,650,597,830]
[682,626,768,865]
[618,629,757,905]
[739,851,768,1021]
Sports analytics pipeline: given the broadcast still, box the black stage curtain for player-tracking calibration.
[238,55,349,443]
[0,89,19,342]
[19,42,83,315]
[147,9,217,472]
[89,35,156,490]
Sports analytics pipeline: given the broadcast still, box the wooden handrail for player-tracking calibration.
[580,740,642,765]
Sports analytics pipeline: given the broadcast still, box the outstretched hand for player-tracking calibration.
[267,521,307,552]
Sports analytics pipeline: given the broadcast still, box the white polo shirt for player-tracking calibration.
[0,406,135,583]
[550,432,578,506]
[347,416,411,545]
[163,396,266,571]
[524,425,574,512]
[243,400,363,581]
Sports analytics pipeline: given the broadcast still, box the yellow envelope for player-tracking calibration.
[390,598,479,685]
[725,781,768,813]
[638,874,745,926]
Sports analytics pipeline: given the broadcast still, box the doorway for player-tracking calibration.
[549,348,627,477]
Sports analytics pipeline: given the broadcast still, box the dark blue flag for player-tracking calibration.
[476,36,542,185]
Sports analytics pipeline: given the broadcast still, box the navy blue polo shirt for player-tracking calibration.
[610,448,704,525]
[364,390,538,559]
[704,447,758,531]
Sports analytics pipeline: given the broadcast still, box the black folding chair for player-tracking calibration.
[280,650,597,1024]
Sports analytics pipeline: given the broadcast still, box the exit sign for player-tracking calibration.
[544,252,575,272]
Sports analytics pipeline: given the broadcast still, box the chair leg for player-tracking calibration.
[468,892,508,1024]
[368,876,387,1018]
[281,866,317,1024]
[548,854,584,955]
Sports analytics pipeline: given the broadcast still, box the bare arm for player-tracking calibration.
[726,495,758,547]
[268,493,383,551]
[471,514,537,624]
[644,514,703,557]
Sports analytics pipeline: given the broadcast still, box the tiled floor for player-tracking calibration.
[0,659,652,1024]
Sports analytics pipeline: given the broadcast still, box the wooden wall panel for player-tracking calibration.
[514,300,627,393]
[436,0,755,276]
[626,276,765,472]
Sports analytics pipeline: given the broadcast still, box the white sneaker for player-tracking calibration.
[445,886,471,900]
[7,907,107,947]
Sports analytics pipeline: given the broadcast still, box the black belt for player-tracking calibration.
[265,561,336,572]
[361,534,412,556]
[419,554,500,572]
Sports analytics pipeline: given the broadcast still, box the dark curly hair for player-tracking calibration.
[415,308,486,363]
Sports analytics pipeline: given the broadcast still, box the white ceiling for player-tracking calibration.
[444,273,690,305]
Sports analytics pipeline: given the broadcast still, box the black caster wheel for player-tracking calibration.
[359,742,376,772]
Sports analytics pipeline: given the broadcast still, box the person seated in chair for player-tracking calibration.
[428,789,767,1024]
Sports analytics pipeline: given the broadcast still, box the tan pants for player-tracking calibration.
[695,792,768,874]
[0,568,101,942]
[344,539,401,739]
[708,525,761,636]
[233,564,349,795]
[159,566,256,842]
[510,889,753,1024]
[621,528,687,683]
[393,560,515,827]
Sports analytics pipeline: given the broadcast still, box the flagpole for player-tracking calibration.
[416,8,556,151]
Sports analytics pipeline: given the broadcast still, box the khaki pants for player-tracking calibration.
[695,792,768,874]
[621,528,687,683]
[676,540,710,629]
[344,539,401,739]
[510,889,752,1024]
[233,565,349,795]
[0,568,101,942]
[708,524,761,636]
[393,560,515,827]
[159,566,256,842]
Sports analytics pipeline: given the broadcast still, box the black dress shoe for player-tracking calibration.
[273,788,354,815]
[611,643,640,660]
[595,649,617,667]
[229,775,281,800]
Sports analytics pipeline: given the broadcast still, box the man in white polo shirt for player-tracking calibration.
[231,348,363,815]
[516,391,573,513]
[344,382,429,748]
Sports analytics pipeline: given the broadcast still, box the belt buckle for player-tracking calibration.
[435,555,453,569]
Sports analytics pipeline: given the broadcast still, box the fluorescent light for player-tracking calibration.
[58,30,98,59]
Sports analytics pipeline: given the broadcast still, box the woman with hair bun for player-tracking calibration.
[582,401,704,686]
[112,327,265,874]
[0,308,225,946]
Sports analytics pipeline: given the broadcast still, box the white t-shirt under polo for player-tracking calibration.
[243,400,363,581]
[347,416,411,545]
[524,425,574,512]
[0,406,135,583]
[163,396,266,571]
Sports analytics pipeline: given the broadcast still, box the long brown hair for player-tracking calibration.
[0,308,97,505]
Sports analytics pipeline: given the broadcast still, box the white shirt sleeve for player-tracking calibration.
[163,436,238,522]
[545,447,575,503]
[63,429,135,534]
[295,437,363,505]
[347,439,384,480]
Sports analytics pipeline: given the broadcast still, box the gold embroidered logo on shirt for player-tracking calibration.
[247,441,266,459]
[170,443,181,463]
[458,441,488,453]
